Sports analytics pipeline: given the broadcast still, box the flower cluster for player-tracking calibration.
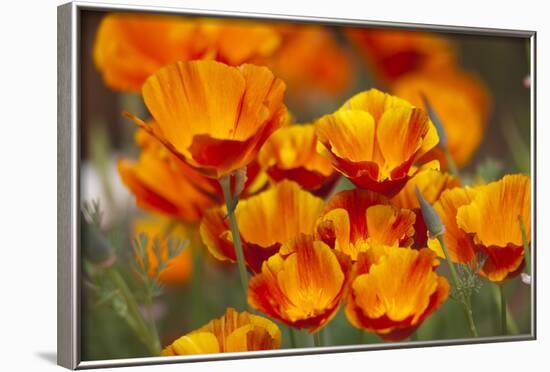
[86,12,531,357]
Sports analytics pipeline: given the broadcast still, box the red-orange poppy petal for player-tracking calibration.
[478,244,525,282]
[365,205,416,247]
[139,60,286,178]
[315,89,438,196]
[427,187,477,264]
[117,151,216,223]
[457,174,531,248]
[345,246,449,341]
[199,207,236,260]
[259,124,335,190]
[248,234,347,332]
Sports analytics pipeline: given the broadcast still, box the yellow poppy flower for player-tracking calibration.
[258,124,336,192]
[162,308,281,355]
[200,180,325,273]
[392,168,459,247]
[315,89,439,196]
[427,186,478,264]
[248,234,350,332]
[127,60,287,179]
[345,245,449,341]
[457,174,530,282]
[316,189,416,260]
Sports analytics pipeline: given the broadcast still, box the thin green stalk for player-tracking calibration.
[499,284,507,335]
[288,327,297,348]
[491,285,519,334]
[106,267,161,355]
[436,236,478,337]
[220,179,249,306]
[313,332,322,347]
[191,247,204,326]
[519,216,531,275]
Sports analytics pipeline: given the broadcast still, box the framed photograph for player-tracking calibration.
[57,1,536,369]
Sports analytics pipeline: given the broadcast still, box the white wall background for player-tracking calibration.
[0,0,546,370]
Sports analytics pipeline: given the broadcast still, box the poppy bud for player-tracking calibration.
[415,186,445,238]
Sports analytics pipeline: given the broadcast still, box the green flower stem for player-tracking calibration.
[499,284,507,335]
[220,178,250,307]
[106,267,161,355]
[191,246,204,326]
[313,331,323,347]
[519,216,531,275]
[436,236,478,337]
[443,147,460,179]
[288,327,297,348]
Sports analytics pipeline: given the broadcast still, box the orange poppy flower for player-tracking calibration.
[427,186,478,264]
[315,89,439,196]
[346,28,455,83]
[127,60,287,179]
[258,124,336,192]
[120,127,269,223]
[392,168,459,247]
[162,308,281,355]
[269,25,352,98]
[316,189,416,261]
[456,174,530,282]
[118,135,217,223]
[200,180,325,273]
[345,245,449,341]
[133,217,193,286]
[393,68,491,167]
[248,234,350,332]
[93,13,281,92]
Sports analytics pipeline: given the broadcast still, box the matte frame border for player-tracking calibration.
[57,1,537,369]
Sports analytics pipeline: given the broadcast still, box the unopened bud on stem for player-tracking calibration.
[415,187,445,238]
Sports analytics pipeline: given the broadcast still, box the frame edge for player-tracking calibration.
[58,1,78,370]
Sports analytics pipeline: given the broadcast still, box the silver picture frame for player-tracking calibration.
[57,1,537,369]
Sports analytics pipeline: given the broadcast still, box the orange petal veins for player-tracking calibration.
[345,246,449,341]
[365,205,416,247]
[259,124,335,190]
[392,168,459,210]
[457,174,530,248]
[314,89,438,196]
[427,187,477,264]
[316,189,415,260]
[200,181,325,272]
[236,181,325,248]
[316,110,376,163]
[138,60,286,178]
[248,234,347,332]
